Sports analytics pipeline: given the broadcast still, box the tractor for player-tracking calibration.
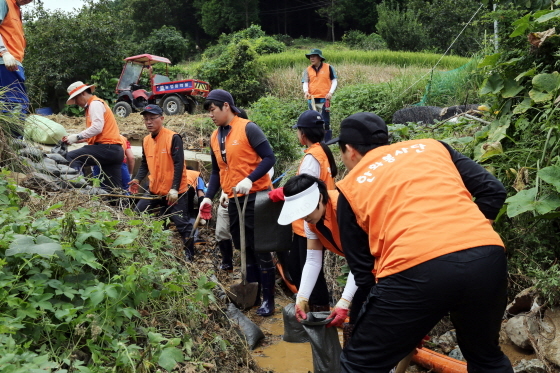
[113,54,211,118]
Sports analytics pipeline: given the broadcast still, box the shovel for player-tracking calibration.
[229,188,259,310]
[184,213,202,248]
[310,94,318,112]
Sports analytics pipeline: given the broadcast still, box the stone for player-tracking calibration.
[505,315,538,350]
[448,347,465,361]
[507,287,538,315]
[513,359,546,373]
[536,308,560,366]
[436,330,458,353]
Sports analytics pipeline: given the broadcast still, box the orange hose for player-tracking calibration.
[411,348,467,373]
[275,259,298,294]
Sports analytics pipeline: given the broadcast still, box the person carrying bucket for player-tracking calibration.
[326,112,513,373]
[199,89,277,317]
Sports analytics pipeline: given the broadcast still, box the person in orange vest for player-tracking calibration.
[302,48,337,142]
[185,166,206,245]
[199,89,277,316]
[325,112,513,373]
[92,134,135,190]
[285,110,338,312]
[128,104,194,261]
[0,0,32,121]
[63,81,124,190]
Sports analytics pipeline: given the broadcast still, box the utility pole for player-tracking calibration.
[494,2,499,52]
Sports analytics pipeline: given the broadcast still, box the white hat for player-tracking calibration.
[66,81,95,105]
[277,182,320,225]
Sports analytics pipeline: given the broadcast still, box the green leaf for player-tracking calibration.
[6,235,61,257]
[515,68,537,81]
[529,89,553,102]
[538,165,560,192]
[513,97,533,114]
[533,72,560,92]
[480,74,504,95]
[502,79,524,98]
[158,347,184,372]
[510,14,531,37]
[478,53,501,68]
[506,188,537,217]
[111,229,139,247]
[534,194,560,215]
[535,9,560,23]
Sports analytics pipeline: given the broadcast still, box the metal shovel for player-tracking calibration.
[229,188,259,310]
[183,213,202,248]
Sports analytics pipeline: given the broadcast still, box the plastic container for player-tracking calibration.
[35,107,53,116]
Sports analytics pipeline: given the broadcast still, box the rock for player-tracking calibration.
[436,330,458,353]
[507,287,538,315]
[536,308,560,366]
[513,359,546,373]
[45,153,69,164]
[505,315,538,350]
[500,320,513,344]
[448,347,465,361]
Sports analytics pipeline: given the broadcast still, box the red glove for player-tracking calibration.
[326,298,350,328]
[199,203,212,220]
[295,297,309,322]
[268,187,285,202]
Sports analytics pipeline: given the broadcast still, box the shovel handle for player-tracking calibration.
[184,213,202,247]
[310,95,317,112]
[233,188,249,284]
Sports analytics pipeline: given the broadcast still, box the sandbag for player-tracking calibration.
[282,303,309,343]
[24,115,67,145]
[51,141,68,158]
[45,153,69,164]
[225,302,265,350]
[301,312,342,373]
[254,190,292,252]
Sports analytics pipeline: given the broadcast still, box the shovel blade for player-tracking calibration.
[229,281,259,310]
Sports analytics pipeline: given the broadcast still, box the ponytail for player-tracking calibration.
[320,142,338,178]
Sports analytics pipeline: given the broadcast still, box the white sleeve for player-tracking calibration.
[341,271,358,302]
[329,79,338,94]
[297,249,323,300]
[304,221,319,240]
[79,100,106,139]
[303,82,309,93]
[298,154,321,178]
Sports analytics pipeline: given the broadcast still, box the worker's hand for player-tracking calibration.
[268,187,285,202]
[2,51,18,72]
[128,179,140,194]
[199,218,207,226]
[304,92,312,100]
[326,298,350,328]
[325,93,333,100]
[199,197,213,219]
[235,178,252,195]
[219,190,229,208]
[64,134,82,145]
[295,297,309,322]
[166,189,179,205]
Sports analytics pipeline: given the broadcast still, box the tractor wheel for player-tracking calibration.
[162,96,185,116]
[113,101,132,118]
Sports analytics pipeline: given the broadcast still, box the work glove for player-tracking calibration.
[199,218,207,226]
[326,298,350,328]
[2,51,18,71]
[65,134,81,145]
[235,178,252,195]
[128,179,140,194]
[268,187,285,202]
[304,92,312,100]
[199,202,212,220]
[166,189,179,205]
[295,296,309,323]
[219,190,229,208]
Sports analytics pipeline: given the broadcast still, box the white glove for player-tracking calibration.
[235,178,253,195]
[200,197,212,210]
[66,134,81,145]
[219,190,229,208]
[166,189,178,205]
[2,51,18,71]
[199,218,207,226]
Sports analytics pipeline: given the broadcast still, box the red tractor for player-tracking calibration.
[113,54,211,118]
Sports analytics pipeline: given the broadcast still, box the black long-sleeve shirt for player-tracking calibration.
[337,141,507,289]
[134,133,184,193]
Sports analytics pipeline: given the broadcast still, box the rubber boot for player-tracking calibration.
[246,264,261,306]
[342,322,354,349]
[218,240,233,271]
[256,266,276,317]
[184,239,195,262]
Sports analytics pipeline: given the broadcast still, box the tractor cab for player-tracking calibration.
[113,54,210,118]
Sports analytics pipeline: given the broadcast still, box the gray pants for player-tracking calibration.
[215,204,232,242]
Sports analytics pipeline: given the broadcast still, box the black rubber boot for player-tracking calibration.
[218,240,233,270]
[246,264,261,306]
[184,239,195,262]
[256,266,276,317]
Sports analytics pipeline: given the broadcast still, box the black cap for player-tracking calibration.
[292,110,325,129]
[140,104,163,115]
[326,112,388,146]
[206,89,241,114]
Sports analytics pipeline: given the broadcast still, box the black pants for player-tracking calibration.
[288,234,330,305]
[341,245,513,373]
[66,144,124,191]
[135,192,193,241]
[228,193,273,268]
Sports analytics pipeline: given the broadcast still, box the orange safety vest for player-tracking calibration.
[210,116,271,198]
[293,143,336,236]
[186,169,200,189]
[336,138,504,279]
[308,190,344,256]
[85,96,122,145]
[306,63,332,98]
[142,127,188,195]
[0,0,25,62]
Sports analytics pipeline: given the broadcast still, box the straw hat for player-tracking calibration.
[66,81,95,105]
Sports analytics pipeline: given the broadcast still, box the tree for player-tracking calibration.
[316,0,346,42]
[193,0,259,37]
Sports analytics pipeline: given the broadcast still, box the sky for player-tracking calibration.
[27,0,96,13]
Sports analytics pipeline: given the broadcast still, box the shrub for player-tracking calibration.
[138,25,194,64]
[376,1,429,52]
[342,30,387,51]
[253,36,286,55]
